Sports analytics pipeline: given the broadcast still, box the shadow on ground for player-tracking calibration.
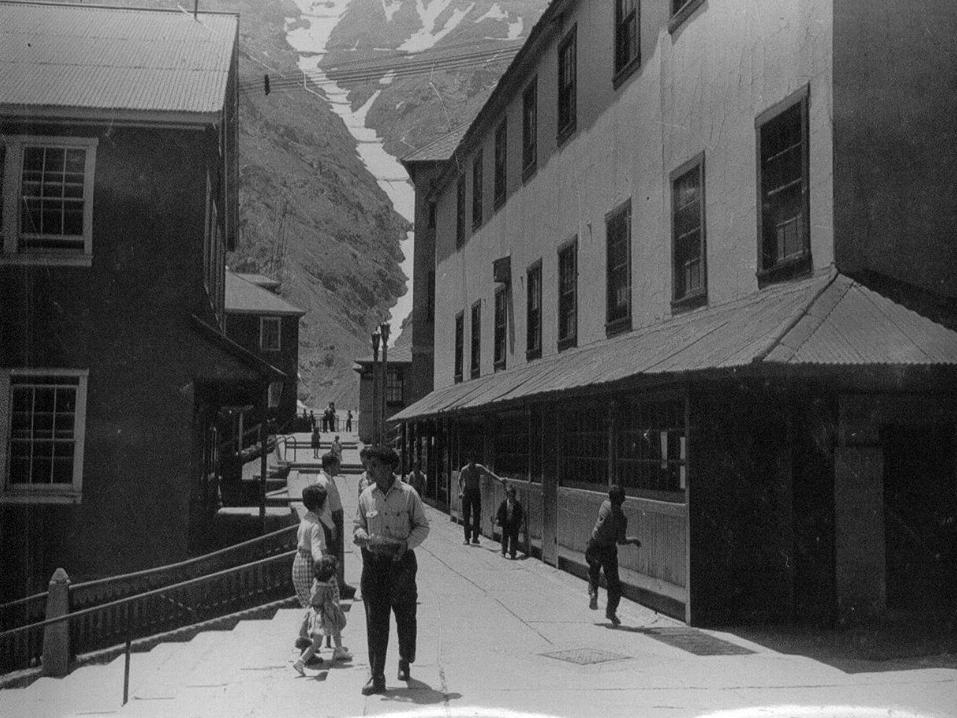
[726,612,957,673]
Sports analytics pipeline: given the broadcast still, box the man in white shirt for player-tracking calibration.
[354,445,430,695]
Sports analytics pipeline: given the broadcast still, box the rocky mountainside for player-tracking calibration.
[148,0,547,408]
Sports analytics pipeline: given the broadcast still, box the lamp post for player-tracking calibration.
[371,330,381,444]
[379,322,390,447]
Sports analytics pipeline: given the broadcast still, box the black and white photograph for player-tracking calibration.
[1,1,956,716]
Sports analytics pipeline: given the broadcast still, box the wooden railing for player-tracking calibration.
[0,552,295,703]
[0,524,297,675]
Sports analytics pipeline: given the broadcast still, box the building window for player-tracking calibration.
[470,301,481,379]
[526,261,542,360]
[472,150,484,229]
[757,89,810,283]
[557,240,577,351]
[671,154,707,309]
[456,175,466,248]
[454,312,464,383]
[494,120,508,208]
[1,136,97,265]
[669,0,705,33]
[260,316,281,351]
[606,200,632,334]
[493,410,529,481]
[522,78,538,179]
[386,367,404,405]
[427,200,436,229]
[557,27,577,143]
[426,270,435,323]
[616,398,686,498]
[493,285,507,371]
[614,0,639,80]
[560,401,608,490]
[4,370,88,503]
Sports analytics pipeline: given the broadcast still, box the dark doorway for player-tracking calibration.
[882,425,956,611]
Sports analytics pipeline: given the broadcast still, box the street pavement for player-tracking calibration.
[2,454,955,718]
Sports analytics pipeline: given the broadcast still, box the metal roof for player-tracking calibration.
[392,272,957,421]
[0,2,237,122]
[401,124,470,164]
[224,272,305,317]
[354,346,413,366]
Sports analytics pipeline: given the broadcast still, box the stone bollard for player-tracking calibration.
[42,568,71,677]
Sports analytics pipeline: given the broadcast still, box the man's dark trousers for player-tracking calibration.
[361,549,418,680]
[462,490,481,542]
[332,509,346,585]
[585,541,621,614]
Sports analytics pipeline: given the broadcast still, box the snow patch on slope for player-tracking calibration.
[381,0,402,22]
[399,0,475,52]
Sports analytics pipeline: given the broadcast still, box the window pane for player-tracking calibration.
[672,164,704,300]
[472,152,483,227]
[760,101,807,270]
[19,146,87,241]
[523,81,537,169]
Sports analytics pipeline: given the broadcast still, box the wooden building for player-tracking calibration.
[394,0,957,625]
[224,271,305,430]
[0,3,282,600]
[354,346,412,445]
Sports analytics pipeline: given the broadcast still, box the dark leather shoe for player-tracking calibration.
[397,659,411,681]
[294,637,312,650]
[361,676,386,695]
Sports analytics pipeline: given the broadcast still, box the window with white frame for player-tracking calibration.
[3,370,88,502]
[260,316,281,351]
[386,367,404,404]
[0,136,97,263]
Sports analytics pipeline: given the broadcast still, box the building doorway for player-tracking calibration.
[882,425,956,612]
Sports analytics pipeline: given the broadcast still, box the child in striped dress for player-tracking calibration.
[293,556,350,675]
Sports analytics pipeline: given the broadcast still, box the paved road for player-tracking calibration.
[3,467,955,718]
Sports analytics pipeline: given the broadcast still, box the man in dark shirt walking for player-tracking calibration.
[586,484,641,626]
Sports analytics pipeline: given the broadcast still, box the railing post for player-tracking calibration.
[123,604,132,705]
[259,424,267,534]
[42,568,70,677]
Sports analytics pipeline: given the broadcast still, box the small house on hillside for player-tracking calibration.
[225,270,305,430]
[0,3,282,601]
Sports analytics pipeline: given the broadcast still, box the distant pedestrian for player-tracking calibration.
[353,445,430,695]
[586,485,641,627]
[311,424,321,458]
[495,485,524,559]
[331,435,343,463]
[407,460,427,498]
[345,409,353,432]
[309,410,316,431]
[293,555,351,675]
[457,453,506,545]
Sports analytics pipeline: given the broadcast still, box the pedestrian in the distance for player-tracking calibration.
[457,453,505,545]
[495,485,524,559]
[585,484,641,627]
[407,460,427,498]
[353,445,430,695]
[309,410,316,431]
[311,424,321,458]
[331,435,343,464]
[345,409,353,432]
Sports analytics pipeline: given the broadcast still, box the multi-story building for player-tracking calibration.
[225,271,305,430]
[0,3,283,600]
[394,0,957,625]
[354,345,412,445]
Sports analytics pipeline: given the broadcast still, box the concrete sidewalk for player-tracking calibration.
[3,472,955,718]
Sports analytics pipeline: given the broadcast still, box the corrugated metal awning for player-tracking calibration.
[393,272,957,421]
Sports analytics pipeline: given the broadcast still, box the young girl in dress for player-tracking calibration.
[293,555,350,675]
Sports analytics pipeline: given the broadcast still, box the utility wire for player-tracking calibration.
[238,43,521,94]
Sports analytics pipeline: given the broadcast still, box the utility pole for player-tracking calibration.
[371,330,381,444]
[379,322,390,446]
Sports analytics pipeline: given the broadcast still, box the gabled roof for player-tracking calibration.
[234,273,281,291]
[0,2,238,124]
[391,271,957,421]
[224,272,305,317]
[191,315,285,381]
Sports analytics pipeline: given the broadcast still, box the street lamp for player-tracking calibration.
[379,322,390,447]
[371,330,381,444]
